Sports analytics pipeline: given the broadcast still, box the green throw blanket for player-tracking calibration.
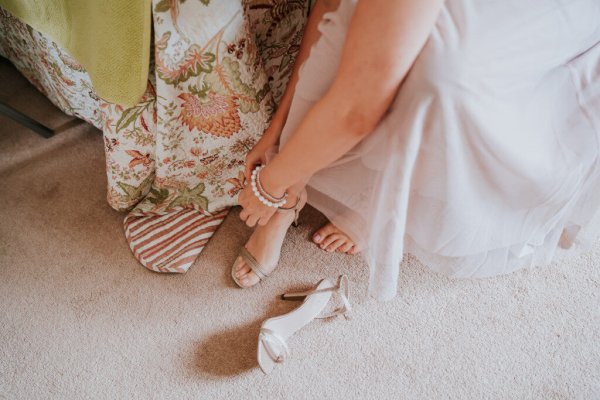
[0,0,151,106]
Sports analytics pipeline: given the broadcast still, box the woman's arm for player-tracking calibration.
[267,0,342,135]
[260,0,444,196]
[244,0,341,181]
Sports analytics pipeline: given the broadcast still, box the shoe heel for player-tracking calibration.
[280,293,306,301]
[278,190,304,227]
[291,209,300,228]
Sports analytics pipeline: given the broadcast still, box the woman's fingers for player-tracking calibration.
[245,152,267,181]
[257,215,270,226]
[238,183,278,227]
[246,214,259,227]
[244,160,255,181]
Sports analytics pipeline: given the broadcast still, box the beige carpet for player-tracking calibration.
[0,58,599,400]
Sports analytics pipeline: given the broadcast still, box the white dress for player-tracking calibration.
[278,0,600,300]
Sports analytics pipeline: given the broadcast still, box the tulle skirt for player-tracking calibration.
[278,0,600,300]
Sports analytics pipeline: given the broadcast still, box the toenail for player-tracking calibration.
[314,234,321,243]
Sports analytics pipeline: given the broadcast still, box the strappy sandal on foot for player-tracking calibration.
[231,191,306,288]
[257,275,351,374]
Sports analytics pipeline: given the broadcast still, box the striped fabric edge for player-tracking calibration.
[123,207,230,273]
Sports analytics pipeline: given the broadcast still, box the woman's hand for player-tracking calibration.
[239,119,287,227]
[237,181,278,227]
[244,123,282,182]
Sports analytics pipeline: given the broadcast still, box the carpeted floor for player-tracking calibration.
[0,58,599,400]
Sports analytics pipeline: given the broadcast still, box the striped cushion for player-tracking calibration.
[124,208,229,273]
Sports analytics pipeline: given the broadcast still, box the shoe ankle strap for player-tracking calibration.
[315,275,352,320]
[281,275,352,320]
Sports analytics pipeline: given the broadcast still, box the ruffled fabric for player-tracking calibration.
[279,0,600,300]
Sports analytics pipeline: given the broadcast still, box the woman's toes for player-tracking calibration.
[239,271,259,287]
[312,223,358,254]
[326,238,345,252]
[236,264,251,279]
[339,242,353,253]
[313,223,337,244]
[234,257,245,272]
[319,233,341,250]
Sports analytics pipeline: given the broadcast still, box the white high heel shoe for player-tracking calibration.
[257,275,351,374]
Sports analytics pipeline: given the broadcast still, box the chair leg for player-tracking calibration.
[0,101,54,138]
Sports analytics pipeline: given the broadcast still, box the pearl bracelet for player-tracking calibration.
[251,165,288,208]
[256,168,282,203]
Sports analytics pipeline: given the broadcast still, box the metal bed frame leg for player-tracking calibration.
[0,100,54,138]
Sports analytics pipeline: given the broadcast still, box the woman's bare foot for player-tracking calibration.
[233,192,305,287]
[312,222,357,254]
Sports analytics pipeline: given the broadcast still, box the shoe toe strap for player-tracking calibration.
[260,328,290,363]
[240,247,270,280]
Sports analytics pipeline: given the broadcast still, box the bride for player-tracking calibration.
[232,0,600,300]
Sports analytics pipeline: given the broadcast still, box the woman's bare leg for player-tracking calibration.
[234,2,345,287]
[233,181,307,287]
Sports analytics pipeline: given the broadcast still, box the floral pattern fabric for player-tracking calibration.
[0,1,308,272]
